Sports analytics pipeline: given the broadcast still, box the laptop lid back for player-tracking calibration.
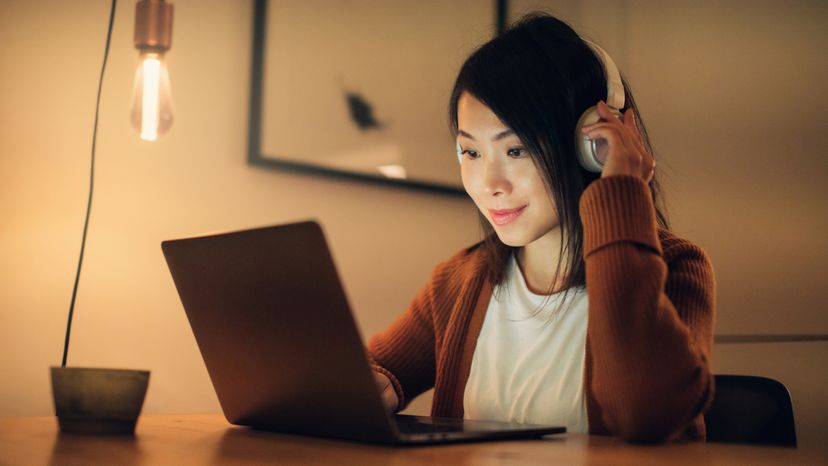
[162,221,398,443]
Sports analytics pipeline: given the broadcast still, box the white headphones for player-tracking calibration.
[455,40,625,174]
[576,40,625,172]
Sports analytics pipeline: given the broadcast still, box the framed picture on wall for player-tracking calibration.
[248,0,505,193]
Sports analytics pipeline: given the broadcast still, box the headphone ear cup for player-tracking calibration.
[575,106,604,172]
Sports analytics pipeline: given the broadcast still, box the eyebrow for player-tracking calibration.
[457,129,516,142]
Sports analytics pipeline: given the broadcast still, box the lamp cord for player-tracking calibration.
[61,0,118,368]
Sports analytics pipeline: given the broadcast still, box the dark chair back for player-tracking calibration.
[704,374,797,447]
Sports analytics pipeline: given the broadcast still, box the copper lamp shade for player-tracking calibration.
[134,0,173,53]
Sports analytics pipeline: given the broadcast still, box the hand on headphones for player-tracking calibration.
[580,100,655,183]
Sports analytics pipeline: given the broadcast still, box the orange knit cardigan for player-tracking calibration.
[368,176,716,443]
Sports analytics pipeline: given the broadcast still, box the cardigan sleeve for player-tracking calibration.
[579,175,716,443]
[366,270,439,411]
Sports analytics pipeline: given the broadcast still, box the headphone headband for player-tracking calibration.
[583,40,625,110]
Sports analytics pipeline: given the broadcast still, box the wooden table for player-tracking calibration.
[1,414,824,465]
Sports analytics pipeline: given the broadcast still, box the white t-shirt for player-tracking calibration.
[463,255,590,434]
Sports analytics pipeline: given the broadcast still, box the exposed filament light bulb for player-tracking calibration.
[131,52,172,141]
[132,0,174,142]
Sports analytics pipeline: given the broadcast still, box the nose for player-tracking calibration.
[482,157,511,197]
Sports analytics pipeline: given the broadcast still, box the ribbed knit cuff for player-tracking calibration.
[372,364,405,412]
[579,176,662,257]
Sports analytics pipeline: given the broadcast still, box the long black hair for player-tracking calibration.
[449,12,669,293]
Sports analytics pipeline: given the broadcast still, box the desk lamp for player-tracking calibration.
[50,0,173,435]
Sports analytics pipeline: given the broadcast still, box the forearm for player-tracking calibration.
[585,242,714,441]
[367,287,437,410]
[580,176,715,442]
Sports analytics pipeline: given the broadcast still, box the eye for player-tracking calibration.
[507,147,528,158]
[461,148,480,159]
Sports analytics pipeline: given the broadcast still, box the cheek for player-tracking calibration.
[461,167,490,215]
[461,165,480,199]
[518,168,557,216]
[512,165,544,195]
[536,189,558,224]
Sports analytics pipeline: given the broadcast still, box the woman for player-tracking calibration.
[369,12,715,443]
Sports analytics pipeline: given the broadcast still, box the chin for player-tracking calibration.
[492,229,531,248]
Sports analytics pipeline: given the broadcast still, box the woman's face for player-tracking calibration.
[457,92,559,247]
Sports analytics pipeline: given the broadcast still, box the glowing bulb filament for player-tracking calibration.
[140,57,161,141]
[130,52,173,142]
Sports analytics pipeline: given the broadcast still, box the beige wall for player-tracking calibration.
[0,0,477,417]
[1,0,825,451]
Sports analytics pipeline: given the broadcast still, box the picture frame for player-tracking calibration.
[247,0,507,194]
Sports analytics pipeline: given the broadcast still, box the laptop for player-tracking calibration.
[161,220,566,445]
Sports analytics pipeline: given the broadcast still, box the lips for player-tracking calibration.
[488,206,527,226]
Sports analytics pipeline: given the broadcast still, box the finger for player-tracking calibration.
[381,388,397,412]
[646,165,655,183]
[580,121,624,133]
[373,372,397,411]
[624,120,649,161]
[583,119,639,152]
[373,371,390,389]
[583,125,647,171]
[581,123,634,149]
[585,118,657,182]
[582,126,631,159]
[622,115,654,171]
[625,110,646,147]
[616,110,646,149]
[623,109,635,131]
[596,100,623,125]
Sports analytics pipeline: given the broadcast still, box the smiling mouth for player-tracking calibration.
[488,206,527,226]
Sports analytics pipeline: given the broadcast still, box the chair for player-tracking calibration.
[704,374,797,447]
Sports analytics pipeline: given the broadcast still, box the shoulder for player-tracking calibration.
[418,242,489,308]
[430,242,488,283]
